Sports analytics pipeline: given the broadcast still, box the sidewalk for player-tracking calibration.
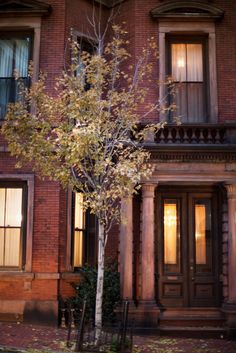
[0,322,236,353]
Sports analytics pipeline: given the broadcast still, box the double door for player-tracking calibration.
[156,188,221,307]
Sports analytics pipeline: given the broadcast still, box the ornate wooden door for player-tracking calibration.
[156,187,221,307]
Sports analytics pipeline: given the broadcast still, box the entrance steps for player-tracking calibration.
[159,307,227,337]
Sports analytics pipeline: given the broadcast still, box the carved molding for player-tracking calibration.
[150,151,236,163]
[0,0,51,16]
[142,183,156,198]
[225,184,236,199]
[150,0,224,20]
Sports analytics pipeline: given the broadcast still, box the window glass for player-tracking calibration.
[73,192,85,267]
[169,38,206,123]
[0,187,23,268]
[194,199,212,267]
[72,191,97,269]
[163,198,181,273]
[0,35,31,119]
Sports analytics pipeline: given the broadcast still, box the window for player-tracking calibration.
[0,183,27,269]
[167,36,208,123]
[0,33,32,119]
[72,192,97,269]
[76,37,96,91]
[153,3,222,123]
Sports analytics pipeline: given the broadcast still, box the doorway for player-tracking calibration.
[156,186,221,307]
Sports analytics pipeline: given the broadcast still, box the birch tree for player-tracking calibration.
[2,25,169,341]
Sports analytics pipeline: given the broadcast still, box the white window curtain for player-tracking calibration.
[171,43,205,123]
[0,38,30,119]
[0,188,23,268]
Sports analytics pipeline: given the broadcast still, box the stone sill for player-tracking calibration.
[0,272,60,281]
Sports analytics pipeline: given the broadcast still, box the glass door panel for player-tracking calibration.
[164,199,181,273]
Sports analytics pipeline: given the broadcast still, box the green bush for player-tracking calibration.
[71,263,120,323]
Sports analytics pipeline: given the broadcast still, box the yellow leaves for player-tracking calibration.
[2,24,171,230]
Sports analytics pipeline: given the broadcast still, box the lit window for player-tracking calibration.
[73,192,85,268]
[0,185,26,268]
[0,34,32,119]
[72,192,97,269]
[168,37,207,123]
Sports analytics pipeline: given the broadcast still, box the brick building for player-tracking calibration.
[0,0,236,336]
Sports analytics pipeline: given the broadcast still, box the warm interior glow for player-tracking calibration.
[74,230,83,267]
[73,192,85,267]
[171,43,203,82]
[195,204,206,265]
[164,202,177,265]
[177,58,185,68]
[0,188,22,267]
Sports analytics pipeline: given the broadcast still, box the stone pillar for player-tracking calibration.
[222,184,236,337]
[119,196,133,301]
[140,183,156,303]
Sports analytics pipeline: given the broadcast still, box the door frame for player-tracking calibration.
[155,185,222,308]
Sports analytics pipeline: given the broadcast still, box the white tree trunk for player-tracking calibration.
[95,221,105,343]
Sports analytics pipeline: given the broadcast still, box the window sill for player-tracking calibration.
[61,272,82,281]
[0,271,34,281]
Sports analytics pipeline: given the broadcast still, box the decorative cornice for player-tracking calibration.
[0,0,51,16]
[149,151,236,163]
[150,1,224,21]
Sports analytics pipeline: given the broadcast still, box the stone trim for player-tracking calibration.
[157,21,218,123]
[149,151,236,163]
[0,17,42,83]
[150,1,224,21]
[0,0,51,16]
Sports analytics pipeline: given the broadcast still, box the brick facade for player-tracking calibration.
[0,0,236,335]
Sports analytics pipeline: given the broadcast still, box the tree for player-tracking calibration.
[2,25,168,341]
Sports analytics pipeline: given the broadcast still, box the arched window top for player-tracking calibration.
[150,1,224,21]
[0,0,51,16]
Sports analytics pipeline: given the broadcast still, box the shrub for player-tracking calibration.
[71,263,120,323]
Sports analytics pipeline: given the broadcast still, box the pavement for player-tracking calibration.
[0,322,236,353]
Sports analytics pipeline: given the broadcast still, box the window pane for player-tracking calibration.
[0,40,14,77]
[15,39,30,77]
[187,44,203,82]
[0,189,5,227]
[0,229,4,266]
[195,200,212,265]
[175,83,187,122]
[5,188,22,227]
[164,200,178,265]
[172,44,186,82]
[74,230,83,267]
[187,83,204,122]
[74,192,85,229]
[4,228,20,267]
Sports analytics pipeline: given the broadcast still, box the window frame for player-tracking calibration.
[158,21,218,123]
[66,189,97,272]
[0,31,33,119]
[0,174,34,273]
[0,16,41,93]
[0,182,27,270]
[166,34,209,123]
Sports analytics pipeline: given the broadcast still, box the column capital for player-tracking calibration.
[225,183,236,198]
[142,183,157,198]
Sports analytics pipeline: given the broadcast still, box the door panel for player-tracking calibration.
[156,188,220,308]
